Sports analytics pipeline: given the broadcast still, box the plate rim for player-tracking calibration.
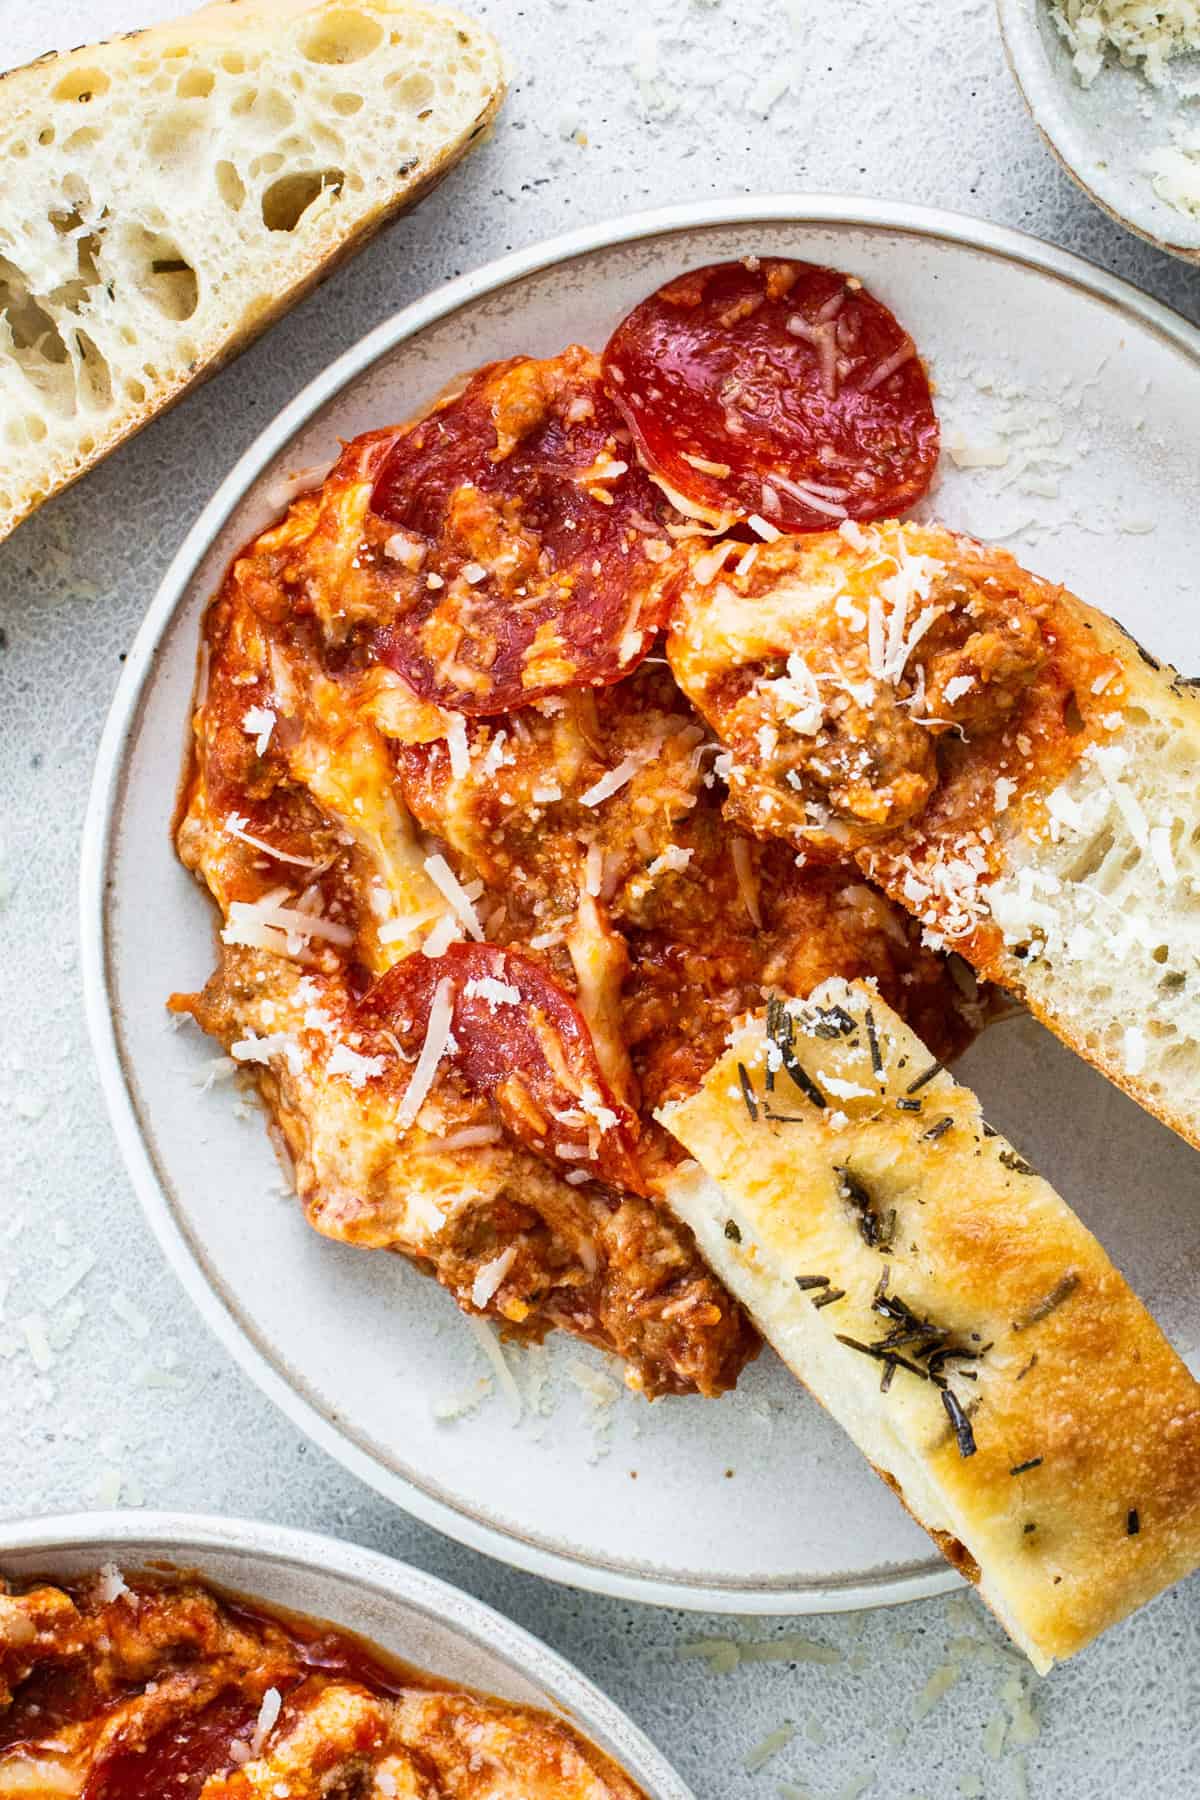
[995,0,1200,263]
[79,193,1200,1615]
[0,1510,694,1800]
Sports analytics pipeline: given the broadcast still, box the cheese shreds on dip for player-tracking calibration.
[1050,0,1200,87]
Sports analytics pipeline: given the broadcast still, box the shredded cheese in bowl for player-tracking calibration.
[1050,0,1200,88]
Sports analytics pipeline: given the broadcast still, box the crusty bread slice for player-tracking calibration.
[666,521,1200,1150]
[963,622,1200,1147]
[0,0,507,540]
[658,979,1200,1670]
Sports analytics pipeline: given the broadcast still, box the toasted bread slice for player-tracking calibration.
[666,521,1200,1149]
[0,0,507,541]
[658,979,1200,1670]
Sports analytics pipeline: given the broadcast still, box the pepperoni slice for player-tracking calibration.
[602,258,938,533]
[362,942,645,1193]
[366,347,674,716]
[84,1692,262,1800]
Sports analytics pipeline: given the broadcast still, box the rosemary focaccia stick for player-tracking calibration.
[658,979,1200,1671]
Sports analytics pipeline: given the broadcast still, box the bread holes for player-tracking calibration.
[176,67,215,99]
[260,169,344,233]
[0,256,78,416]
[331,92,364,115]
[215,160,246,212]
[389,69,434,109]
[125,378,147,403]
[74,330,113,410]
[219,50,246,74]
[5,415,48,446]
[37,126,55,146]
[51,228,105,314]
[122,227,199,321]
[293,122,346,158]
[52,66,110,103]
[148,107,210,178]
[299,9,385,64]
[231,87,295,133]
[63,126,102,155]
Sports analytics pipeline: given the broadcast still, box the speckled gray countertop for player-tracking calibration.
[2,0,1199,1795]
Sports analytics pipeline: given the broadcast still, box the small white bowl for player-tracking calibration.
[998,0,1200,260]
[0,1512,693,1800]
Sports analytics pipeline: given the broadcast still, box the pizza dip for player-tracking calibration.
[172,258,987,1399]
[0,1569,642,1798]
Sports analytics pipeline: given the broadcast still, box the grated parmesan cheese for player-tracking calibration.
[762,651,823,736]
[471,1245,518,1310]
[224,815,323,869]
[110,1292,151,1340]
[249,1688,282,1756]
[693,540,739,585]
[913,1660,961,1720]
[1050,0,1200,87]
[646,844,694,878]
[397,978,455,1128]
[231,1030,303,1074]
[1148,130,1200,217]
[444,714,471,780]
[223,898,354,953]
[463,975,522,1008]
[242,707,276,756]
[579,740,661,807]
[39,1249,96,1309]
[422,1124,502,1151]
[378,907,444,946]
[466,1314,522,1420]
[96,1563,131,1604]
[383,531,425,570]
[326,1043,387,1089]
[421,914,462,958]
[742,1723,795,1774]
[423,854,485,941]
[947,435,1010,470]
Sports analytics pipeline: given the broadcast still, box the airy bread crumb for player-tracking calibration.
[0,0,508,540]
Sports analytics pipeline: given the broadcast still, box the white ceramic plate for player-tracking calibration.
[0,1512,691,1800]
[81,197,1200,1613]
[998,0,1200,261]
